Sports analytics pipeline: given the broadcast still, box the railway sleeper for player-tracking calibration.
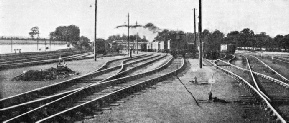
[34,58,184,123]
[2,55,174,122]
[207,59,287,123]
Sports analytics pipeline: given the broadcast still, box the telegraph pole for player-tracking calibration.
[194,8,197,57]
[199,0,203,68]
[136,21,138,54]
[136,32,139,54]
[94,0,98,61]
[128,13,130,57]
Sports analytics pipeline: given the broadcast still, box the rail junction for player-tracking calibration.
[0,53,187,122]
[1,51,289,122]
[209,53,289,123]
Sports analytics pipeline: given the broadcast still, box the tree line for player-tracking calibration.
[152,27,289,52]
[49,25,91,50]
[106,34,148,43]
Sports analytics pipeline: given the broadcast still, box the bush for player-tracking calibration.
[12,67,76,81]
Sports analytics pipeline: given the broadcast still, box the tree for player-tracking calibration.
[50,25,80,44]
[77,36,91,50]
[107,34,148,42]
[254,32,269,51]
[226,31,239,45]
[282,34,289,51]
[274,35,284,51]
[107,34,123,42]
[239,28,254,49]
[183,32,196,43]
[29,27,39,39]
[202,30,225,56]
[154,29,170,41]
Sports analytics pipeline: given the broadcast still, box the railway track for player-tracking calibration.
[0,50,82,62]
[35,56,184,123]
[247,55,289,83]
[259,54,289,64]
[210,54,288,122]
[1,53,175,122]
[251,55,289,82]
[0,51,93,69]
[245,55,289,121]
[1,54,184,123]
[275,57,289,64]
[0,54,151,108]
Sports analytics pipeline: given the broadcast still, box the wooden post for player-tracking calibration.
[94,0,98,61]
[199,0,203,68]
[128,13,130,57]
[137,32,139,54]
[194,8,197,56]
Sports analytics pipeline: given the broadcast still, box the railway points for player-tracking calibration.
[1,51,289,123]
[3,0,289,122]
[213,53,289,122]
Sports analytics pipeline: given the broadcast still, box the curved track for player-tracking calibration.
[1,53,179,122]
[0,54,154,111]
[34,56,184,123]
[210,54,288,122]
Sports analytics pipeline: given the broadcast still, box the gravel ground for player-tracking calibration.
[0,54,129,99]
[81,59,268,123]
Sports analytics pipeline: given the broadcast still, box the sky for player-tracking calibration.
[1,0,289,41]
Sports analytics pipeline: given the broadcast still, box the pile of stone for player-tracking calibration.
[12,67,77,81]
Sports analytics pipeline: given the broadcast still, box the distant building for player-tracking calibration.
[113,40,148,51]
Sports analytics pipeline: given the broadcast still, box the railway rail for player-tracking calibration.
[275,57,289,64]
[257,54,289,64]
[211,54,288,122]
[2,54,184,122]
[0,53,152,120]
[245,55,289,108]
[0,50,83,61]
[247,55,289,83]
[216,56,289,89]
[250,55,289,83]
[1,53,175,122]
[0,51,93,69]
[35,56,184,123]
[0,54,151,109]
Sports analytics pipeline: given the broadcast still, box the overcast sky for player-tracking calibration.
[1,0,289,41]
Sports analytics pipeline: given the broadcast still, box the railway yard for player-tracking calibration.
[0,51,289,123]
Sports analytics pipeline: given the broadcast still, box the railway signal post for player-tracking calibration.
[116,15,143,58]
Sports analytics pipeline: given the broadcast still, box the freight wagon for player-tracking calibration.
[220,44,236,54]
[145,39,196,56]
